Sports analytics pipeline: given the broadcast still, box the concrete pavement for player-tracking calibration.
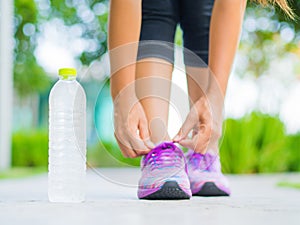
[0,168,300,225]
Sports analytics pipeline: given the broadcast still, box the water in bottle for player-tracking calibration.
[48,68,86,203]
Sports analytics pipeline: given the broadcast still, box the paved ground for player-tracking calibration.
[0,168,300,225]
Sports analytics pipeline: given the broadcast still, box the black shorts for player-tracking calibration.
[137,0,214,67]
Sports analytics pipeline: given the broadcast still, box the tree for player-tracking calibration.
[236,2,300,78]
[44,0,108,65]
[14,0,50,97]
[14,0,108,97]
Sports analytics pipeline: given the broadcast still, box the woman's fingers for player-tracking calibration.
[129,136,151,156]
[178,133,209,154]
[138,117,155,149]
[126,113,153,156]
[129,128,152,156]
[173,106,198,142]
[114,133,138,158]
[178,124,211,153]
[173,96,214,153]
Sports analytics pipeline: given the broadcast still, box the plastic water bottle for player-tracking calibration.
[48,68,86,203]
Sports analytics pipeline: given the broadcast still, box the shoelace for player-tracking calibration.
[188,152,218,172]
[143,142,183,171]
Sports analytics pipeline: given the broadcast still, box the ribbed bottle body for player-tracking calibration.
[48,79,86,203]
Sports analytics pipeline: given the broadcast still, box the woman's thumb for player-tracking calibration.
[173,109,197,142]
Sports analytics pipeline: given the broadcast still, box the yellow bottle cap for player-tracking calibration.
[58,68,77,78]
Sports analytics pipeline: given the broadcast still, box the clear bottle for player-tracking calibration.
[48,68,86,203]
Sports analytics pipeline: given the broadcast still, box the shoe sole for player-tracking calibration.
[193,182,230,197]
[140,181,191,200]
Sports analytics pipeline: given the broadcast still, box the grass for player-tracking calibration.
[0,167,47,179]
[277,182,300,190]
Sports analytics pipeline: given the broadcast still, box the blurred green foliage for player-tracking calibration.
[236,2,300,78]
[13,0,108,97]
[277,181,300,189]
[46,0,108,65]
[220,112,300,173]
[14,0,51,97]
[12,129,48,167]
[175,25,183,46]
[88,141,140,167]
[13,0,300,98]
[11,113,300,173]
[0,167,46,179]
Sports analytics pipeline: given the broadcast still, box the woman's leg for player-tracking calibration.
[180,0,214,106]
[136,59,174,144]
[135,0,179,144]
[178,0,213,151]
[183,0,246,106]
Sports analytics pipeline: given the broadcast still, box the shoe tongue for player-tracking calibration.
[142,142,178,167]
[155,141,176,151]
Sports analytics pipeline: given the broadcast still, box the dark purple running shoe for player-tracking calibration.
[138,142,191,200]
[186,150,231,196]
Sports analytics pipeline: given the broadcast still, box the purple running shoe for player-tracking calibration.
[138,142,192,200]
[186,150,230,196]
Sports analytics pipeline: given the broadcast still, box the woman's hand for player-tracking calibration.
[173,93,223,154]
[113,93,155,158]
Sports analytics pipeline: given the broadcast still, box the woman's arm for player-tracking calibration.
[109,0,142,99]
[209,0,247,95]
[109,0,154,158]
[209,0,293,95]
